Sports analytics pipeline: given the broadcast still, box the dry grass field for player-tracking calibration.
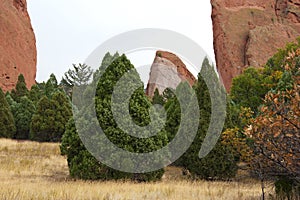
[0,139,272,200]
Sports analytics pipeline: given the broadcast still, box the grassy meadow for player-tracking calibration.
[0,139,272,200]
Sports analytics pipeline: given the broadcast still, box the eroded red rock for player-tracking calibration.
[211,0,300,91]
[0,0,37,91]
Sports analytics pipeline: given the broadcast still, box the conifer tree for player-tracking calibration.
[30,91,71,142]
[60,63,93,97]
[45,73,59,98]
[11,74,28,102]
[152,88,164,105]
[164,58,238,179]
[0,88,16,138]
[12,96,35,139]
[61,53,168,181]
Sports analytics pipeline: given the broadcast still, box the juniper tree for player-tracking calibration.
[0,88,16,138]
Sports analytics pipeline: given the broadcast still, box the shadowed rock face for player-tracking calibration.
[145,51,196,97]
[211,0,300,91]
[0,0,37,91]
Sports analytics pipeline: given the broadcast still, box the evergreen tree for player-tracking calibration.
[164,58,238,179]
[11,74,29,102]
[11,96,35,139]
[51,91,72,140]
[184,58,237,179]
[30,96,54,142]
[163,88,181,142]
[95,54,168,152]
[61,53,168,181]
[28,84,44,104]
[0,88,16,138]
[96,54,167,180]
[30,91,71,142]
[60,63,93,97]
[152,88,164,105]
[45,73,59,98]
[5,92,17,109]
[93,52,120,83]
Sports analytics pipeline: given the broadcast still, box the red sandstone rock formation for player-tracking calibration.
[145,51,196,97]
[211,0,300,91]
[0,0,37,91]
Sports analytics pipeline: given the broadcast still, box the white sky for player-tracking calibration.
[27,0,215,83]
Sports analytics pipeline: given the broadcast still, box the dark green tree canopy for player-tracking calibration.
[0,88,16,138]
[11,74,29,102]
[93,52,120,83]
[11,96,35,140]
[45,73,60,98]
[61,53,167,181]
[230,67,272,114]
[30,90,72,142]
[165,58,238,179]
[152,88,164,105]
[28,84,44,105]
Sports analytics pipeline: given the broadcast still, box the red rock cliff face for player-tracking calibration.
[0,0,37,91]
[211,0,300,91]
[145,51,196,97]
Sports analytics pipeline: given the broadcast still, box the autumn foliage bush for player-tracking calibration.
[245,41,300,198]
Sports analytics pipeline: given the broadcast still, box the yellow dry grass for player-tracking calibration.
[0,138,272,200]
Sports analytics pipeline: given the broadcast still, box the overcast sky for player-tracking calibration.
[27,0,215,83]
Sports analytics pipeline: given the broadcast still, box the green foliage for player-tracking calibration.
[61,118,101,180]
[61,118,105,180]
[69,150,105,180]
[5,92,17,108]
[230,38,300,116]
[28,84,44,104]
[230,67,270,113]
[60,63,93,97]
[11,96,35,140]
[45,73,59,98]
[11,74,29,102]
[276,69,294,91]
[93,52,120,83]
[163,89,180,142]
[152,88,164,105]
[0,88,16,138]
[95,54,168,152]
[184,58,237,179]
[62,116,165,181]
[164,58,238,179]
[62,53,167,181]
[265,37,300,73]
[229,41,300,127]
[30,91,71,142]
[95,54,167,180]
[244,39,300,199]
[30,96,54,142]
